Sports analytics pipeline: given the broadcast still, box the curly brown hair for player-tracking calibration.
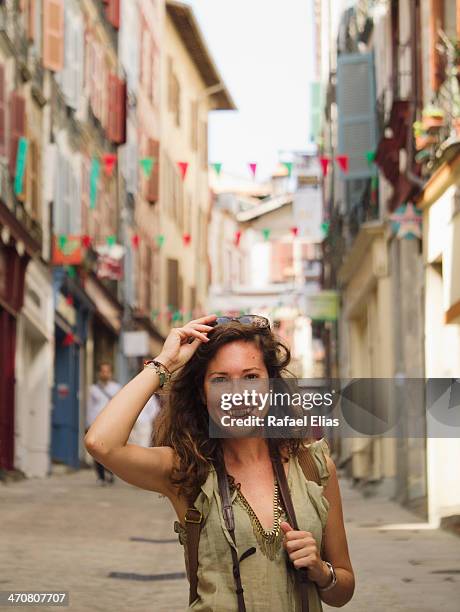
[153,321,307,503]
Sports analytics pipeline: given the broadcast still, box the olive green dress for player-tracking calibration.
[175,438,331,612]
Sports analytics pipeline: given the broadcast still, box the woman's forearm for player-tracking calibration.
[318,567,355,607]
[84,367,160,456]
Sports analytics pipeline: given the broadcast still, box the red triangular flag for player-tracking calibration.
[63,332,75,347]
[102,153,117,177]
[248,163,257,178]
[183,233,191,246]
[177,162,189,180]
[66,295,74,306]
[336,155,349,173]
[234,230,242,247]
[290,226,299,237]
[319,156,330,176]
[81,235,92,248]
[131,234,140,249]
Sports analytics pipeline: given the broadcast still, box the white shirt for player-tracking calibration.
[86,380,122,428]
[136,394,161,424]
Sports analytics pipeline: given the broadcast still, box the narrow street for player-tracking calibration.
[1,467,459,612]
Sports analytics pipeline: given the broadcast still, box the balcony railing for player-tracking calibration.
[0,0,16,52]
[0,160,43,248]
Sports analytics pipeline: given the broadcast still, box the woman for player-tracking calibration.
[85,314,354,611]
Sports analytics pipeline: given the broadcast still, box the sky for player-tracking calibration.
[186,0,314,183]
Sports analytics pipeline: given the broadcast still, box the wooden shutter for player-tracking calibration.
[81,157,89,236]
[43,0,64,72]
[115,78,127,144]
[190,100,198,150]
[458,1,460,39]
[0,65,6,157]
[107,73,117,141]
[28,0,36,41]
[430,0,443,92]
[107,75,126,144]
[28,139,39,219]
[167,258,179,310]
[9,92,26,176]
[146,138,160,203]
[106,0,120,30]
[336,51,377,179]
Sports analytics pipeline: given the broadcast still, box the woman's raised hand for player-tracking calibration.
[155,314,217,373]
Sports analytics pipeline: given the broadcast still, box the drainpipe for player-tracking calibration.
[406,0,426,192]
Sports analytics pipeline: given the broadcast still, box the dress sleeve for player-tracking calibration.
[306,437,331,488]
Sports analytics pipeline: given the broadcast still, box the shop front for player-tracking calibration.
[51,269,91,469]
[15,260,54,477]
[0,199,41,475]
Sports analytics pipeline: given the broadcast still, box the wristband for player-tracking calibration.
[143,359,172,388]
[318,561,337,591]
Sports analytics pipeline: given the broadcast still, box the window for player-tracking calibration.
[167,57,181,126]
[27,139,40,221]
[107,74,127,144]
[144,138,160,203]
[144,243,152,312]
[200,120,208,169]
[105,0,120,30]
[190,100,198,150]
[9,91,26,177]
[57,5,84,110]
[167,258,180,310]
[141,18,151,95]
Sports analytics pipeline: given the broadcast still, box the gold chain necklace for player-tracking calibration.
[235,479,285,560]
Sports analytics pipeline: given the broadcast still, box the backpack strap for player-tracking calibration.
[273,455,310,612]
[184,507,202,605]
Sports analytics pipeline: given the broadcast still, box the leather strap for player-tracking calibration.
[273,454,310,612]
[184,507,202,605]
[215,462,247,612]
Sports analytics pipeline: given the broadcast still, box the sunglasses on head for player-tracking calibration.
[210,315,270,329]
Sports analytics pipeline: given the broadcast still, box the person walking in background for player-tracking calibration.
[86,362,121,486]
[128,393,161,448]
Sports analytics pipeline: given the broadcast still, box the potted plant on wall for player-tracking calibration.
[422,105,446,130]
[413,120,438,150]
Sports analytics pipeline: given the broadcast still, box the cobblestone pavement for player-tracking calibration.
[1,466,459,612]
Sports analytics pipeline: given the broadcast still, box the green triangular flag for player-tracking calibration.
[262,228,271,241]
[106,235,116,247]
[155,234,165,248]
[211,162,222,176]
[321,221,330,236]
[282,162,293,177]
[90,157,100,210]
[66,265,77,279]
[365,150,376,166]
[140,157,155,178]
[58,235,67,250]
[172,310,182,322]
